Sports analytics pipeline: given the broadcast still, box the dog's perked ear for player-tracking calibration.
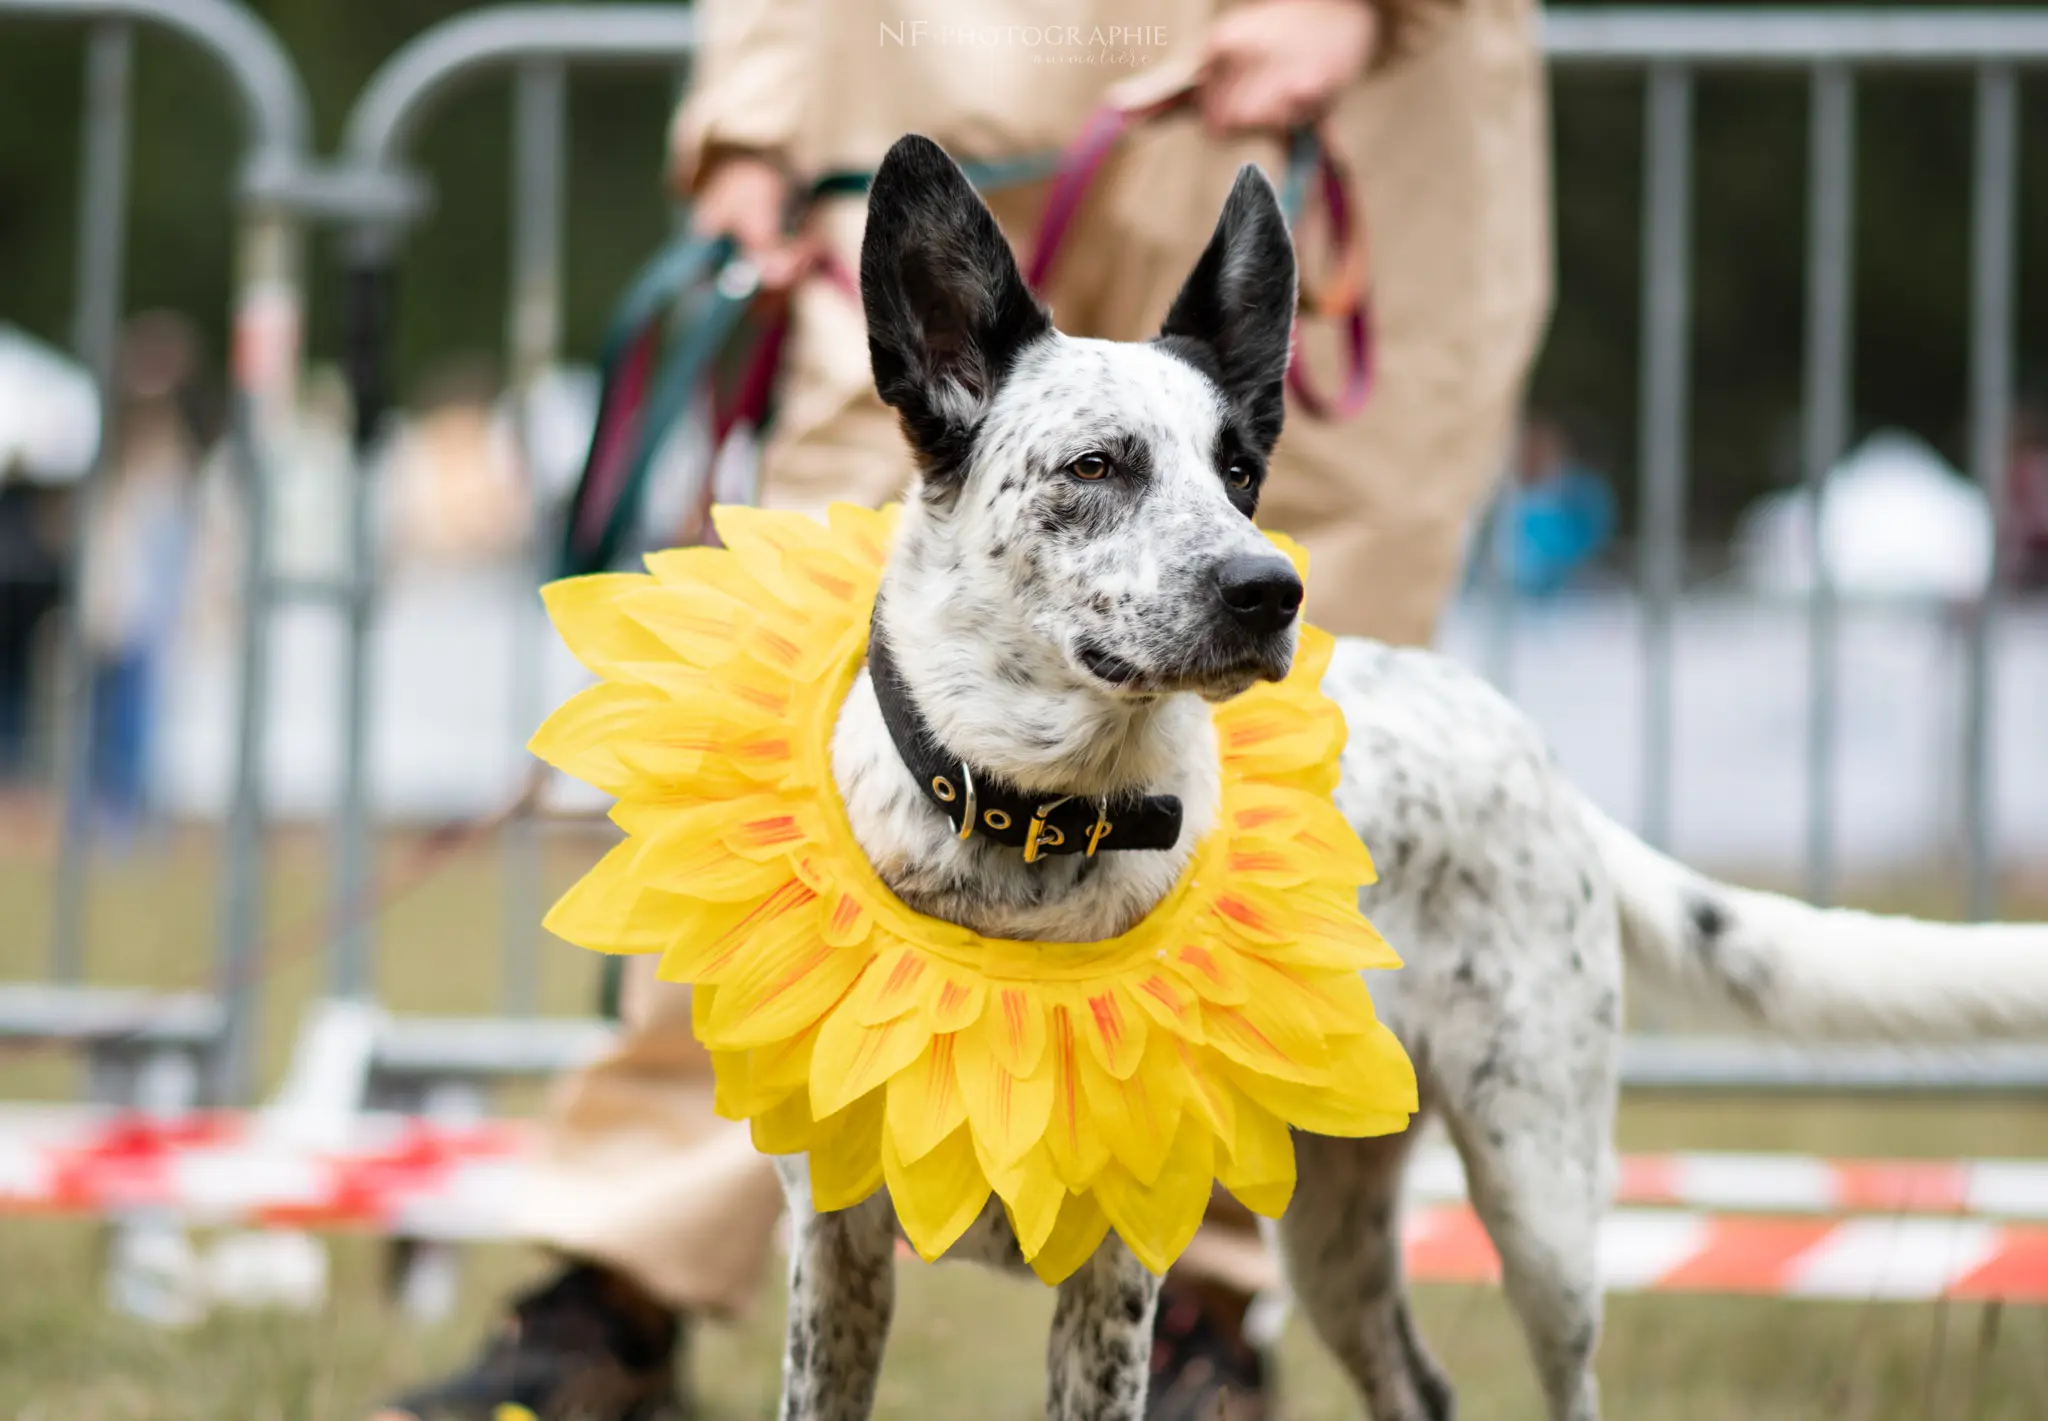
[1157,164,1299,455]
[860,134,1052,489]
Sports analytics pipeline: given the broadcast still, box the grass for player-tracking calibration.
[3,823,2048,1418]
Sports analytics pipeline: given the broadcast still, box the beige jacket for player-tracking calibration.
[672,0,1552,396]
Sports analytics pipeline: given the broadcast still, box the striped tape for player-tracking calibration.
[3,1107,2045,1300]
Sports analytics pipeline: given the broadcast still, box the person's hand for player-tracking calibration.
[1196,0,1379,137]
[683,150,811,290]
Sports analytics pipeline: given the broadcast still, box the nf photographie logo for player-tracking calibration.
[879,20,1167,65]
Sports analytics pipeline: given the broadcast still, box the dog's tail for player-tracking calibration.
[1582,799,2048,1040]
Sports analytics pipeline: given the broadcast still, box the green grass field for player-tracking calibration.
[3,827,2047,1419]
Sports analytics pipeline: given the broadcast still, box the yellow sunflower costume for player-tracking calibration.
[531,503,1417,1284]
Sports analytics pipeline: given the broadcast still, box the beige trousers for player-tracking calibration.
[514,146,1540,1317]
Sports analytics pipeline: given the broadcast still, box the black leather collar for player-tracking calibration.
[866,609,1184,862]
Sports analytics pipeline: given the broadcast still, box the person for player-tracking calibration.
[77,311,209,839]
[1489,415,1614,597]
[378,1,1549,1417]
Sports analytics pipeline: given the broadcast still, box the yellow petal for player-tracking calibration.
[1262,887,1402,972]
[1127,969,1206,1045]
[1170,940,1251,1007]
[826,501,899,569]
[1219,1022,1417,1139]
[735,1014,824,1114]
[540,573,673,680]
[613,697,793,793]
[1173,1038,1235,1143]
[1027,1189,1112,1286]
[1077,986,1147,1080]
[724,800,822,862]
[658,878,817,986]
[616,582,757,669]
[810,1005,934,1119]
[1201,994,1330,1085]
[631,800,798,901]
[1289,800,1378,887]
[980,1140,1065,1258]
[543,839,690,954]
[844,942,932,1026]
[1214,1081,1295,1218]
[885,1032,969,1164]
[1078,1027,1185,1187]
[1093,1115,1215,1277]
[751,1088,815,1156]
[984,985,1048,1078]
[703,936,867,1052]
[1043,1006,1111,1189]
[819,884,874,948]
[809,1090,886,1212]
[955,1020,1055,1170]
[922,971,987,1035]
[882,1122,991,1263]
[527,682,664,795]
[642,544,768,603]
[1209,885,1296,945]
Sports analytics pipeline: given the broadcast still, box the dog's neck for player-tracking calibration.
[827,538,1219,943]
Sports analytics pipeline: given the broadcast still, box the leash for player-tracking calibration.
[559,101,1373,579]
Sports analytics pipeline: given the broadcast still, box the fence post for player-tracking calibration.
[49,19,134,984]
[1637,62,1693,854]
[1800,64,1855,909]
[1963,62,2017,924]
[503,61,567,1017]
[213,206,303,1105]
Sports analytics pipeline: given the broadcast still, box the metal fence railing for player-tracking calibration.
[2,8,2042,1107]
[0,0,318,1107]
[1541,8,2036,924]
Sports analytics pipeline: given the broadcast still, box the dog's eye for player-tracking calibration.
[1226,460,1256,492]
[1068,453,1112,481]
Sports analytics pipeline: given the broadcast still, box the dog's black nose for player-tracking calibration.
[1215,555,1304,635]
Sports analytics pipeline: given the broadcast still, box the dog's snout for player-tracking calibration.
[1215,555,1304,636]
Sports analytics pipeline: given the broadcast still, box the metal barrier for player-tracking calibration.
[9,5,2039,1129]
[1542,7,2033,922]
[296,6,2044,1105]
[0,0,320,1111]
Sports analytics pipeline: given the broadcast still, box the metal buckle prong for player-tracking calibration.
[1085,801,1114,857]
[957,763,978,841]
[1022,796,1074,865]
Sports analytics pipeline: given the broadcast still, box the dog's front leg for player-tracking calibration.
[774,1156,896,1421]
[1046,1238,1160,1421]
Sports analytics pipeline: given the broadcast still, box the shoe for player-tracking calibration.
[1144,1280,1272,1421]
[374,1261,690,1421]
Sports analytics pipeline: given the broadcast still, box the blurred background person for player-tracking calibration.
[76,311,212,841]
[1487,413,1616,598]
[380,2,1550,1418]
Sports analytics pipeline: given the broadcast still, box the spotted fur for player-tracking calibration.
[770,134,2048,1421]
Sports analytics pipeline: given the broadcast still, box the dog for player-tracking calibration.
[767,132,2048,1421]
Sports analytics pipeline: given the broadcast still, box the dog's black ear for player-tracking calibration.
[861,134,1051,485]
[1158,164,1298,453]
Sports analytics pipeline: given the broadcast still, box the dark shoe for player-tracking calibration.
[1145,1280,1272,1421]
[375,1261,689,1421]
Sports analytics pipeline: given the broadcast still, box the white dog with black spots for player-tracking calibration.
[765,133,2048,1421]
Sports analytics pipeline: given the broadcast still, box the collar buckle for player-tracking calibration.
[1021,796,1074,865]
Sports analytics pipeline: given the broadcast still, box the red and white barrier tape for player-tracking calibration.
[1405,1203,2048,1302]
[4,1108,2046,1301]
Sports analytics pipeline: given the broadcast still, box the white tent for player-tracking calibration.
[0,324,100,485]
[1733,429,1994,600]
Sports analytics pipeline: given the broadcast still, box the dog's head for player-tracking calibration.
[862,134,1303,704]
